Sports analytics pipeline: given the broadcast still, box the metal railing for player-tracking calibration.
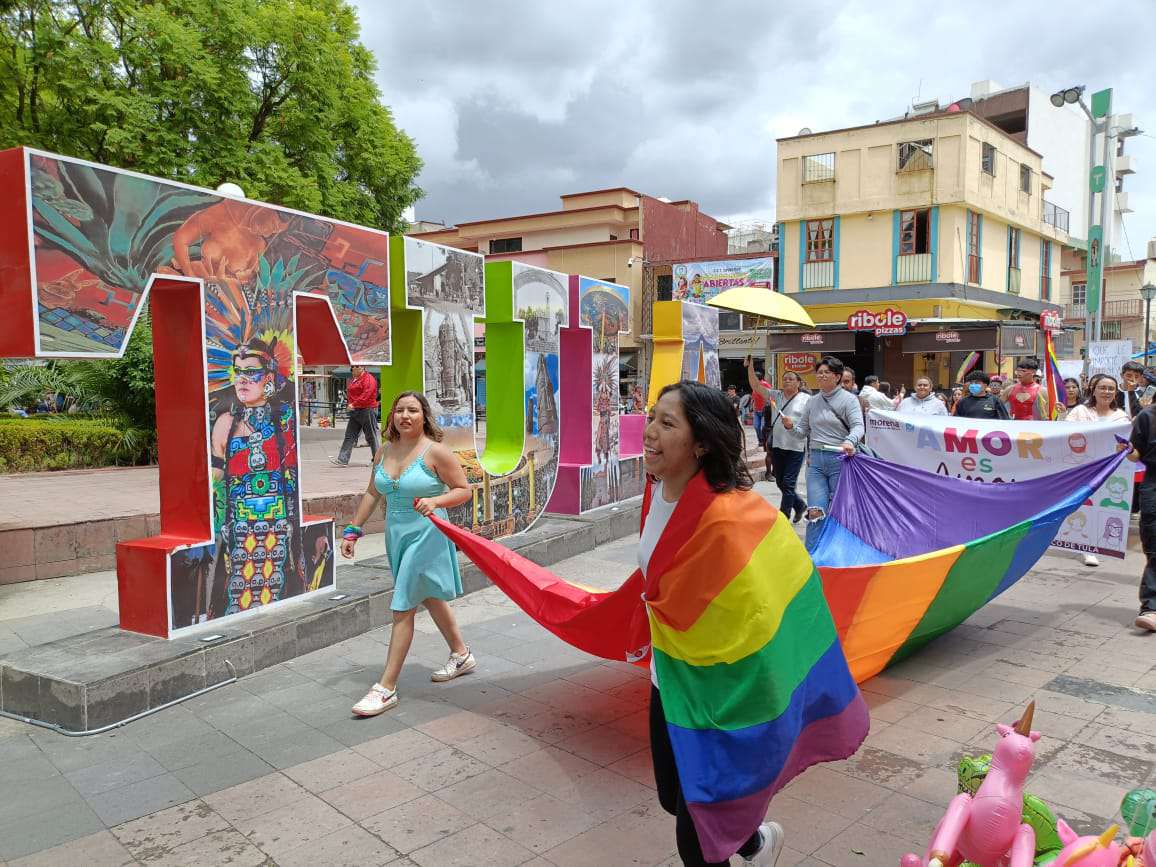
[802,259,835,289]
[803,152,835,183]
[895,253,932,283]
[1064,298,1144,320]
[1043,201,1070,233]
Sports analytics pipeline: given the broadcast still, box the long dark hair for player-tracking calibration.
[656,381,752,493]
[1084,374,1120,409]
[1063,377,1081,407]
[384,390,444,443]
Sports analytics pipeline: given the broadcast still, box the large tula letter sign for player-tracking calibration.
[379,238,566,539]
[647,300,721,401]
[0,148,392,637]
[548,276,644,513]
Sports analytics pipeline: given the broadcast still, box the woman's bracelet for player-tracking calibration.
[342,524,364,541]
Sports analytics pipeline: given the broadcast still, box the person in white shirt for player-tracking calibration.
[859,375,894,416]
[898,377,949,416]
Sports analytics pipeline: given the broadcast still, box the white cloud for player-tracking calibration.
[354,0,1156,251]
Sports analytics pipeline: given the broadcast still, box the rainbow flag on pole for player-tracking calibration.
[432,473,868,861]
[1044,330,1064,419]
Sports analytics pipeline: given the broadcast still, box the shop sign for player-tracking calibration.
[847,307,908,336]
[902,327,999,354]
[770,330,855,353]
[1040,309,1063,333]
[782,352,818,373]
[719,334,759,348]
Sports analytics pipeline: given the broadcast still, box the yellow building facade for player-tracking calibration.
[774,112,1069,389]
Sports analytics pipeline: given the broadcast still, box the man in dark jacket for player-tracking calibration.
[953,371,1010,420]
[1127,404,1156,631]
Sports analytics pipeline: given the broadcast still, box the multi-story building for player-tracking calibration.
[1058,240,1156,359]
[774,110,1068,390]
[411,188,729,397]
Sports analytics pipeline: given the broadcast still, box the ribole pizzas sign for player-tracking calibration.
[847,308,908,336]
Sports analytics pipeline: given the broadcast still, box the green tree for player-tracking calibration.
[0,0,421,233]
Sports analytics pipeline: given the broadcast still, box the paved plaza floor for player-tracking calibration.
[1,480,1155,866]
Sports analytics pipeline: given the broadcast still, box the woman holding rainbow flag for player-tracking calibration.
[638,381,868,866]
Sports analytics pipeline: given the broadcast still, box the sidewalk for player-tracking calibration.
[1,480,1153,866]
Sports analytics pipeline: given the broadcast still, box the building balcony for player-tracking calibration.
[895,253,931,284]
[1064,299,1144,321]
[1043,201,1070,234]
[802,259,835,289]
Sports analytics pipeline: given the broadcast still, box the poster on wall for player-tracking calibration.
[867,410,1132,559]
[671,257,774,304]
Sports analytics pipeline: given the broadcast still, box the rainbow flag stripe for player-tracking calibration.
[642,475,868,861]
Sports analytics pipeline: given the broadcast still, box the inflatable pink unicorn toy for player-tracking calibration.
[1051,822,1126,865]
[901,702,1040,867]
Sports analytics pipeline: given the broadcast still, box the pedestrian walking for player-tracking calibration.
[858,375,894,416]
[747,358,809,521]
[954,371,1011,419]
[344,391,477,716]
[1066,374,1129,568]
[331,365,381,466]
[641,381,790,866]
[1124,403,1156,632]
[797,356,864,549]
[898,377,949,416]
[747,362,772,447]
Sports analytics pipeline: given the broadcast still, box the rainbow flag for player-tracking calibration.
[1043,330,1064,420]
[955,350,981,384]
[432,473,868,861]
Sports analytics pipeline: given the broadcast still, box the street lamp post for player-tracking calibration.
[1143,283,1156,367]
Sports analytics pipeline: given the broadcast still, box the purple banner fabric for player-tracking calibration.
[825,449,1127,561]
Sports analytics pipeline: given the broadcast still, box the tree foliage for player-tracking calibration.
[0,0,422,232]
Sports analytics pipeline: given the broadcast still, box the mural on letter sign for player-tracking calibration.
[381,239,564,539]
[16,151,392,633]
[580,277,643,511]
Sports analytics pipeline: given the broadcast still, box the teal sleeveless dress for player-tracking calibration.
[374,445,464,611]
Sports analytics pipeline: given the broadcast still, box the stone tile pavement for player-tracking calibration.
[1,480,1155,865]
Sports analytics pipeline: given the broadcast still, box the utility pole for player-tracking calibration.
[1087,89,1113,344]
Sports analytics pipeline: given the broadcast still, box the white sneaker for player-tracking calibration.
[743,821,785,866]
[431,647,477,682]
[352,683,397,717]
[1083,552,1100,567]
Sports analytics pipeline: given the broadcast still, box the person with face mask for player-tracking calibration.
[954,370,1011,420]
[898,376,949,415]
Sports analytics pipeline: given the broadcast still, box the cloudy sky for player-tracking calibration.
[355,0,1156,258]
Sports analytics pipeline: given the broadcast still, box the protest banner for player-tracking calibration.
[1086,339,1134,378]
[866,410,1132,559]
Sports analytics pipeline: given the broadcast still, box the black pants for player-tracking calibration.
[770,447,806,518]
[1136,479,1156,613]
[650,686,761,866]
[336,408,381,464]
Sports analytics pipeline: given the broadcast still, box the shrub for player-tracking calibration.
[0,419,134,473]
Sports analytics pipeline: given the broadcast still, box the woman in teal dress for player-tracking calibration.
[342,391,476,717]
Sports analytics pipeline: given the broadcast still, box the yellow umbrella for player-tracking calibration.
[705,286,814,327]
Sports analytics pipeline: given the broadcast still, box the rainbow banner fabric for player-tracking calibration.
[432,472,868,861]
[810,448,1126,681]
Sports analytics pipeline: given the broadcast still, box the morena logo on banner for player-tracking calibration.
[782,352,817,372]
[1040,309,1063,332]
[846,308,908,336]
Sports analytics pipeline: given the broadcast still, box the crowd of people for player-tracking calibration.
[741,353,1156,634]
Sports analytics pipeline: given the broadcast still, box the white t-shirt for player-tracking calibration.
[638,480,679,688]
